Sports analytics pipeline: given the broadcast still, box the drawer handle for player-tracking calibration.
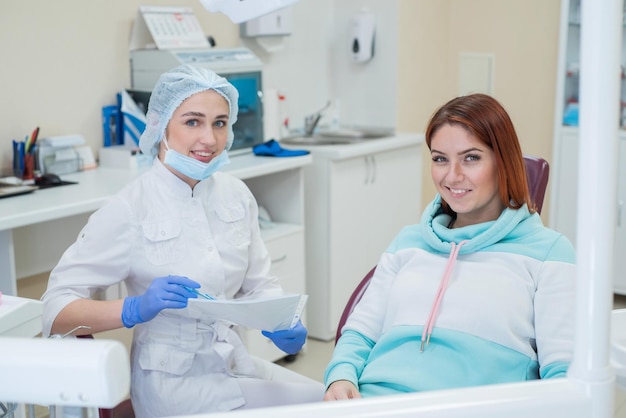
[370,155,376,183]
[271,254,287,263]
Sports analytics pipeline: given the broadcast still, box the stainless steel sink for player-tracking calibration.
[281,127,395,146]
[316,127,395,139]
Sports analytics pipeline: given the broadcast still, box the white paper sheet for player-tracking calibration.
[187,294,308,331]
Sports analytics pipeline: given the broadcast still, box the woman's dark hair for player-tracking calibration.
[424,93,534,214]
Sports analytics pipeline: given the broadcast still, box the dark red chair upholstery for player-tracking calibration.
[523,154,550,215]
[334,265,377,343]
[334,155,550,343]
[99,399,134,418]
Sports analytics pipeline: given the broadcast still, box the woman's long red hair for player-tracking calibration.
[425,93,535,215]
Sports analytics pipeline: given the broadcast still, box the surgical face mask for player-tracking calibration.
[162,137,230,181]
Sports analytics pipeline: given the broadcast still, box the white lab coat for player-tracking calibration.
[42,159,286,417]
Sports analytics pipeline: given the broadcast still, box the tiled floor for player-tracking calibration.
[280,294,626,417]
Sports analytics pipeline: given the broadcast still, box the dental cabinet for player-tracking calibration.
[551,129,626,294]
[0,154,311,363]
[551,0,626,294]
[285,133,424,341]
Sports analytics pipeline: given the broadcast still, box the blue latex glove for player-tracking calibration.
[121,275,200,328]
[261,320,307,354]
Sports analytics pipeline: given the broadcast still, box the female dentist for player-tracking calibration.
[42,64,324,417]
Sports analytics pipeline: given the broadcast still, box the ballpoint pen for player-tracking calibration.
[18,141,25,177]
[12,140,19,176]
[23,134,30,155]
[27,126,39,154]
[181,285,215,300]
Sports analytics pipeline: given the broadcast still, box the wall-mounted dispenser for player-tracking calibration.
[240,7,293,53]
[240,7,292,37]
[350,10,376,63]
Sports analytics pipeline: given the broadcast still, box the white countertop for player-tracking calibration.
[281,132,425,160]
[0,152,312,231]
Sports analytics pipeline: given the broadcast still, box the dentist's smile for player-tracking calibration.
[191,150,214,162]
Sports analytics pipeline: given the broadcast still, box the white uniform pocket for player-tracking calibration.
[142,220,185,265]
[138,343,195,376]
[214,203,250,247]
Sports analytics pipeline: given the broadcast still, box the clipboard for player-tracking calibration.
[187,294,308,331]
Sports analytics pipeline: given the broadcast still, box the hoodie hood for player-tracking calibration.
[421,194,536,254]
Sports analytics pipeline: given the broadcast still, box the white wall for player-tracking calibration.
[241,0,335,133]
[232,0,400,134]
[0,1,229,171]
[330,1,398,129]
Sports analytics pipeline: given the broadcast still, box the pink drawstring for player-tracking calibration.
[420,240,469,352]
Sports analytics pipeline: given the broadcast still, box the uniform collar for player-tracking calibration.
[152,158,205,199]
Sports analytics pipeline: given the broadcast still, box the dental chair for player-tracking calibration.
[335,154,550,343]
[98,397,134,418]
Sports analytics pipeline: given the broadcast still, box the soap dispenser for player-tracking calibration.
[350,10,376,63]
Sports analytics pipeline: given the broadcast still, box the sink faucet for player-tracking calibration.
[304,101,331,136]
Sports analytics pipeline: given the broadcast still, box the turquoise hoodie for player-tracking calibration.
[325,195,576,397]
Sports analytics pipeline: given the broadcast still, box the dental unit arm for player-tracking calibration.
[0,337,130,417]
[0,295,129,417]
[199,0,300,24]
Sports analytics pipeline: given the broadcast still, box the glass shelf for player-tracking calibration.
[560,0,626,128]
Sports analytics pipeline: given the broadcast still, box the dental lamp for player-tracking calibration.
[0,337,130,417]
[198,0,299,23]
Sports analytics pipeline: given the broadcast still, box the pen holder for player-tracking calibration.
[13,128,39,180]
[22,154,35,180]
[12,147,36,180]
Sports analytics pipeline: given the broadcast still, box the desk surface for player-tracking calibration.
[0,295,43,337]
[0,152,312,231]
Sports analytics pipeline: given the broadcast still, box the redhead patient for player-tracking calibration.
[324,93,576,400]
[42,65,324,418]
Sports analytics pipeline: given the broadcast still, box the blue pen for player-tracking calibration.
[18,141,25,177]
[182,285,215,300]
[12,140,19,175]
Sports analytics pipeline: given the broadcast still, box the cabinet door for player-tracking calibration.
[328,145,422,335]
[367,146,423,258]
[328,155,371,330]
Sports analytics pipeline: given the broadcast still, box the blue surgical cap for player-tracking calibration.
[139,64,239,157]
